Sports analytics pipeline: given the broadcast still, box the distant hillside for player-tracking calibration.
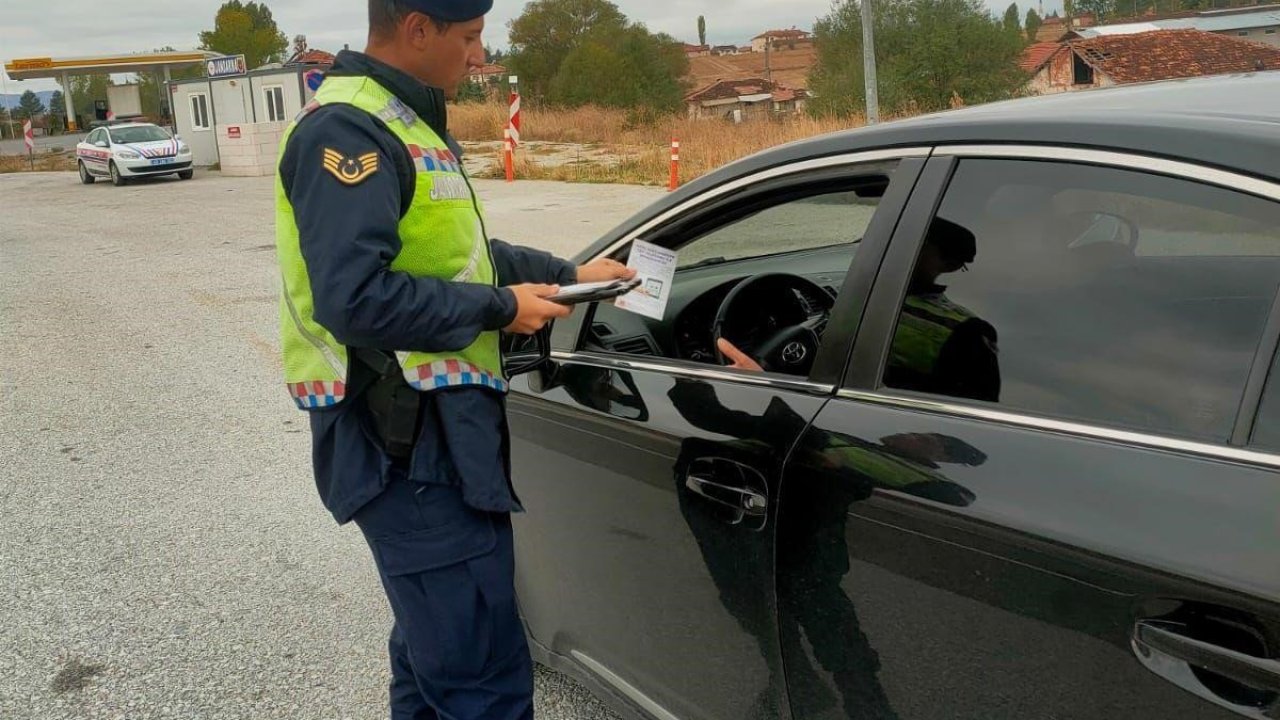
[687,47,817,94]
[1,91,59,112]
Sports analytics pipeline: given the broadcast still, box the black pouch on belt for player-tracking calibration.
[354,349,422,460]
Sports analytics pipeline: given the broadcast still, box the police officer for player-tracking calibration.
[275,2,632,718]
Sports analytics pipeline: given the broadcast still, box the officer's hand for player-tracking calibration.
[577,258,636,284]
[505,284,572,335]
[717,338,764,373]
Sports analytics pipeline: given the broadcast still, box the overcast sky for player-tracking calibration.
[2,0,1058,94]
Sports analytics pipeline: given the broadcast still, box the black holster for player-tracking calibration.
[355,349,421,460]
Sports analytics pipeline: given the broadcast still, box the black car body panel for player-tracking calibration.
[509,73,1280,720]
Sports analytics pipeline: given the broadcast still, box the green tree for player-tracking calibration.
[507,0,629,101]
[1004,2,1022,34]
[698,15,707,46]
[544,24,688,111]
[48,90,66,133]
[15,90,45,120]
[810,0,1028,118]
[70,74,111,124]
[509,0,687,110]
[456,79,489,103]
[198,0,289,70]
[1025,8,1043,42]
[1074,0,1116,19]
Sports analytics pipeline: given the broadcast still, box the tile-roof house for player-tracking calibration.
[1026,29,1280,95]
[467,63,508,85]
[1021,42,1064,73]
[285,49,335,66]
[752,29,813,52]
[685,77,810,120]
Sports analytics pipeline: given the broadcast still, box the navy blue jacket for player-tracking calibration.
[280,51,575,523]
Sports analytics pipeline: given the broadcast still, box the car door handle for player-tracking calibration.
[1135,620,1280,693]
[685,475,768,516]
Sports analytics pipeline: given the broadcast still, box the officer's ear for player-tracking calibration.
[406,12,451,44]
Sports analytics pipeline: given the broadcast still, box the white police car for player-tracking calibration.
[76,122,195,186]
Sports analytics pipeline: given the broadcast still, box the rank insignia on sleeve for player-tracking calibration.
[322,149,379,185]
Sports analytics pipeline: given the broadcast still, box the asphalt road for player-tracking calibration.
[0,133,78,156]
[0,170,662,719]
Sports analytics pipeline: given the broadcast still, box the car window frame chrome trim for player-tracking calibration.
[847,142,1280,469]
[932,145,1280,203]
[834,388,1280,470]
[591,147,934,262]
[550,350,835,397]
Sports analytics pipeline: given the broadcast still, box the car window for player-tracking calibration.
[88,129,104,145]
[677,185,886,269]
[109,126,171,144]
[881,158,1280,442]
[585,162,900,369]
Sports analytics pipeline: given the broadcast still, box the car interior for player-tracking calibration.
[583,173,895,377]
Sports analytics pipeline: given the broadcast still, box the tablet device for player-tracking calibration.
[548,278,642,305]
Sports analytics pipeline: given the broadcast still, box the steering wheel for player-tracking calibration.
[712,273,835,375]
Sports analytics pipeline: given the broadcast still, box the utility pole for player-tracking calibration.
[764,39,773,83]
[862,0,880,124]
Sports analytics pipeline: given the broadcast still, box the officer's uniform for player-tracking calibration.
[275,38,574,720]
[887,288,1001,401]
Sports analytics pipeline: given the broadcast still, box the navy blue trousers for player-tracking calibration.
[354,473,534,720]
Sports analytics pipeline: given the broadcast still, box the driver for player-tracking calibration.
[719,218,1001,403]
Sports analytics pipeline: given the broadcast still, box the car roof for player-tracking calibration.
[105,122,161,131]
[736,71,1280,185]
[580,71,1280,261]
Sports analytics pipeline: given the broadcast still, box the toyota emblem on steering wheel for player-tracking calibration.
[782,341,808,365]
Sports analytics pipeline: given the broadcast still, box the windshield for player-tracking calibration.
[109,126,171,144]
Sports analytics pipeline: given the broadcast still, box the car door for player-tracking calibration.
[779,149,1280,720]
[83,129,108,172]
[507,151,927,720]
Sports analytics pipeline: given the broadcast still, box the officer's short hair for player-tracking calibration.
[369,0,452,39]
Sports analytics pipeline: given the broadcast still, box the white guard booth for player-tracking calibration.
[170,53,331,173]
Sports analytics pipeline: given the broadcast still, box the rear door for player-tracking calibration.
[508,152,925,720]
[779,149,1280,720]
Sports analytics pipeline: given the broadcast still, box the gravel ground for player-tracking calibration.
[0,170,662,719]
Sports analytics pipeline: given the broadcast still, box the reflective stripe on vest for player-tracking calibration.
[276,76,505,410]
[889,292,976,379]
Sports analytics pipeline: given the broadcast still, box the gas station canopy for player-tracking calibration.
[4,51,220,131]
[4,50,218,81]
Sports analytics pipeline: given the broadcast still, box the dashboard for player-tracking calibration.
[585,243,856,363]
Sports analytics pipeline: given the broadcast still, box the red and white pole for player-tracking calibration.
[504,128,515,184]
[508,75,521,149]
[668,138,680,192]
[23,119,34,170]
[504,75,520,183]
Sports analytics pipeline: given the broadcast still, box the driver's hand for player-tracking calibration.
[718,338,764,373]
[577,258,636,284]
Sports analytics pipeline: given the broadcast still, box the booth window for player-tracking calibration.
[190,93,211,131]
[264,86,286,123]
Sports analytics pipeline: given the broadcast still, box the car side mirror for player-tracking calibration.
[502,326,561,393]
[94,141,108,148]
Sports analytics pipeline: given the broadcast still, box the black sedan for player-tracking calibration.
[505,73,1280,720]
